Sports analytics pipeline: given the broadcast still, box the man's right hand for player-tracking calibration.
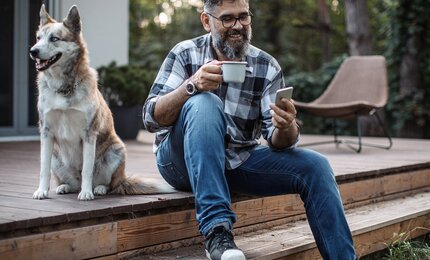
[192,60,223,92]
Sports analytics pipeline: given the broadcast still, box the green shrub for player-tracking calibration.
[97,62,156,107]
[382,229,430,260]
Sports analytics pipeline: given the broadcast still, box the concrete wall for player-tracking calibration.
[51,0,129,68]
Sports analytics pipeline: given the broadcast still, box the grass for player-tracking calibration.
[361,228,430,260]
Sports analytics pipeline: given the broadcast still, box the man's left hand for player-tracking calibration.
[269,98,297,132]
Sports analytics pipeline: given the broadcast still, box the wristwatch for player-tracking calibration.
[185,79,199,96]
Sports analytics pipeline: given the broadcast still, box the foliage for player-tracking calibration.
[360,228,430,260]
[250,0,347,73]
[97,62,155,107]
[128,0,430,138]
[383,228,430,260]
[129,0,204,67]
[377,0,430,137]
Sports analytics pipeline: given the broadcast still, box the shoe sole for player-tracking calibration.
[205,249,246,260]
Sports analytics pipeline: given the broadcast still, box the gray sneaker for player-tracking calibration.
[204,225,246,260]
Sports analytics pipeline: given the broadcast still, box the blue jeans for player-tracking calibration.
[156,93,355,259]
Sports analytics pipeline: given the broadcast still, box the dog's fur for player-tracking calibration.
[30,5,169,200]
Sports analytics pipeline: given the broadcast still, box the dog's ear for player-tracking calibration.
[39,4,55,27]
[63,5,81,35]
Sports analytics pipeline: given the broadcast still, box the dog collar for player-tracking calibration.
[56,79,82,97]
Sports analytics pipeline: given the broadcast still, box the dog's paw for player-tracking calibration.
[33,189,49,199]
[94,185,108,196]
[56,184,71,194]
[77,190,94,200]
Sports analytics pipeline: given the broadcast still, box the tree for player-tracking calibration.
[344,0,373,55]
[383,0,430,138]
[317,0,332,63]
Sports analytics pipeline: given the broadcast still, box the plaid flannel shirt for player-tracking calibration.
[143,33,297,169]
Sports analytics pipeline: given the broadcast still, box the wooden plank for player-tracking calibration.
[233,194,304,227]
[339,169,430,205]
[0,223,117,260]
[117,209,200,252]
[135,192,430,259]
[0,135,429,256]
[353,216,430,258]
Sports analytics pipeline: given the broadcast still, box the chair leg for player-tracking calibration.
[342,116,362,153]
[333,119,340,148]
[299,112,393,152]
[341,112,393,153]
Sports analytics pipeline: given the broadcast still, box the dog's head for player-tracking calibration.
[29,4,83,71]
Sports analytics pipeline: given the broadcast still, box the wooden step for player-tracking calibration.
[122,191,430,259]
[1,138,430,260]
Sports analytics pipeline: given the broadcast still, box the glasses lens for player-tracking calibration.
[221,17,236,28]
[240,15,251,26]
[221,15,251,28]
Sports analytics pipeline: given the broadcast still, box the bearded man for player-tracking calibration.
[143,1,356,259]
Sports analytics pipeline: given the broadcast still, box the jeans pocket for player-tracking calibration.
[157,161,190,191]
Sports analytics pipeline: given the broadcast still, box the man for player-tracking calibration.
[143,0,356,259]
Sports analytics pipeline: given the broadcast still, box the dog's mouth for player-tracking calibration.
[35,53,62,71]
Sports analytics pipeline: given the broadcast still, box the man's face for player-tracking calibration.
[206,0,252,60]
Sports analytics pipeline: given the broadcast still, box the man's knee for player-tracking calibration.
[185,92,223,110]
[182,92,225,123]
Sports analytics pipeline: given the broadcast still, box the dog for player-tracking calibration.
[30,4,170,200]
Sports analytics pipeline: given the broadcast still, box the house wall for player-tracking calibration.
[0,0,129,139]
[51,0,129,69]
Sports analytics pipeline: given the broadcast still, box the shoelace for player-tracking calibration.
[209,227,235,251]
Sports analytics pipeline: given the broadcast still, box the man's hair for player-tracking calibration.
[203,0,249,13]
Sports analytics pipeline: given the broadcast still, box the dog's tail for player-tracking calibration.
[112,175,175,195]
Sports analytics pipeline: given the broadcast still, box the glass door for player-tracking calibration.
[0,0,14,128]
[0,0,42,138]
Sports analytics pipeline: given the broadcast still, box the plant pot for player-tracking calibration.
[110,105,143,140]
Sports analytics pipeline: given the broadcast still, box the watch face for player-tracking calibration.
[186,82,196,95]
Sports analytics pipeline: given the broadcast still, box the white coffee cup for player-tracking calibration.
[222,61,247,83]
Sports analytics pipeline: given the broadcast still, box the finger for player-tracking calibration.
[271,99,297,117]
[284,99,297,116]
[200,73,223,86]
[270,109,291,126]
[270,106,296,126]
[203,64,222,74]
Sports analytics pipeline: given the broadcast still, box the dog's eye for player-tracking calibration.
[50,36,60,42]
[36,36,41,40]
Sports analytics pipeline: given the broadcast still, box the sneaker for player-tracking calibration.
[204,225,246,260]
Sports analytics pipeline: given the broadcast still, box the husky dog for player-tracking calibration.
[30,5,168,200]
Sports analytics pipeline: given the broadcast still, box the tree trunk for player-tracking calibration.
[344,0,386,137]
[266,0,283,58]
[344,0,373,55]
[398,31,423,137]
[317,0,332,63]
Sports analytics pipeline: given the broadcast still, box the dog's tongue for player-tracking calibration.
[35,58,49,71]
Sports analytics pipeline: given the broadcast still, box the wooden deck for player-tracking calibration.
[0,133,430,259]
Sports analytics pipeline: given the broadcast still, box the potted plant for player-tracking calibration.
[97,62,155,140]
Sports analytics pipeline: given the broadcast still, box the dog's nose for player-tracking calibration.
[30,48,39,58]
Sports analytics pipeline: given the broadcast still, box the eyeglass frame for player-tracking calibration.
[205,12,253,28]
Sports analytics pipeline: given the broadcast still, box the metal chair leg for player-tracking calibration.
[299,112,393,152]
[340,112,393,153]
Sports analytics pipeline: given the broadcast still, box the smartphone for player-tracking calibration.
[275,87,294,106]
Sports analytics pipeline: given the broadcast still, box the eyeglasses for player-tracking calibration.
[206,12,253,28]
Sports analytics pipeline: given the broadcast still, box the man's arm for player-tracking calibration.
[153,81,190,126]
[153,61,223,127]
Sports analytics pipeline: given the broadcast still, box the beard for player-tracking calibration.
[212,27,252,60]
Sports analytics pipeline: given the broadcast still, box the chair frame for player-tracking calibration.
[299,109,393,153]
[295,55,394,153]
